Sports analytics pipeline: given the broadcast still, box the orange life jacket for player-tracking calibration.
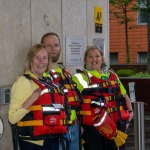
[78,71,130,125]
[50,68,82,108]
[17,74,70,140]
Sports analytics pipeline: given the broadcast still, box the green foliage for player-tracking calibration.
[130,72,150,77]
[116,69,136,77]
[116,69,150,77]
[127,54,130,64]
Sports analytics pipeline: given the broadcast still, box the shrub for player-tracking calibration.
[130,72,150,77]
[116,69,150,77]
[116,69,136,77]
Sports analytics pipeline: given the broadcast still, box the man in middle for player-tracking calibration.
[41,32,82,150]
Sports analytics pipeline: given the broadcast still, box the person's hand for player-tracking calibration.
[126,111,134,129]
[129,111,134,121]
[22,88,41,109]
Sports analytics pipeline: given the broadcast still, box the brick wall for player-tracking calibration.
[110,5,148,64]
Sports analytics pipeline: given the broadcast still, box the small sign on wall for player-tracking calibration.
[93,38,104,51]
[94,6,102,33]
[0,86,11,105]
[65,37,84,66]
[0,117,4,139]
[128,82,136,102]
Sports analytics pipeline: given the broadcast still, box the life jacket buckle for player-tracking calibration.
[108,87,113,94]
[60,86,68,94]
[111,106,117,112]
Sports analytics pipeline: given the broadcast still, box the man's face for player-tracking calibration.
[43,35,61,62]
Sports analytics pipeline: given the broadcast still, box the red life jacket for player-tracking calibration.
[17,74,69,140]
[50,68,82,108]
[79,71,130,125]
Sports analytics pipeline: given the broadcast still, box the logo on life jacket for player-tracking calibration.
[50,117,57,124]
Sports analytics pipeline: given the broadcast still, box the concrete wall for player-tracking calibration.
[0,0,109,149]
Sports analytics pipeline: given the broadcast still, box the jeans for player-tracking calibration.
[19,138,59,150]
[59,124,79,150]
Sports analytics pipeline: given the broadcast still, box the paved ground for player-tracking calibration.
[126,115,150,150]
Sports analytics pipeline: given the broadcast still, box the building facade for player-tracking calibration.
[109,1,148,64]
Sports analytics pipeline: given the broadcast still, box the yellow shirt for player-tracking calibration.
[8,70,43,146]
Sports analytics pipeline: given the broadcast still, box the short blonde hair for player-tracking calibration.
[25,44,51,72]
[84,46,105,69]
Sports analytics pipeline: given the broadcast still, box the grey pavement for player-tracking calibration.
[126,114,150,150]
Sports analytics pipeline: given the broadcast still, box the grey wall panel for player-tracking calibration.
[0,1,31,149]
[31,0,62,62]
[62,0,87,74]
[0,0,31,87]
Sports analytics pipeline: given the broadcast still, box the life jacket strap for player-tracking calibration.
[68,96,76,102]
[82,87,120,95]
[17,120,43,126]
[64,84,77,89]
[41,88,59,95]
[30,105,42,111]
[83,96,115,103]
[17,119,73,127]
[107,106,124,113]
[79,111,91,115]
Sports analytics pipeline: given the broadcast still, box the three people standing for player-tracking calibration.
[9,34,133,150]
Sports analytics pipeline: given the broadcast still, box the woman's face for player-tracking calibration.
[85,48,103,72]
[31,48,48,78]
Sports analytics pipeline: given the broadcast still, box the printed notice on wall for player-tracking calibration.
[128,82,136,102]
[93,38,104,51]
[65,37,84,66]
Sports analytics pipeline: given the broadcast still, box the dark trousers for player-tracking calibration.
[82,125,126,150]
[19,138,59,150]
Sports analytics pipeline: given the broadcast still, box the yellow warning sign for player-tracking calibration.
[95,6,102,33]
[94,6,102,24]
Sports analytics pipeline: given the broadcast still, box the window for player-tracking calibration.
[137,52,147,63]
[110,52,118,64]
[138,11,147,24]
[137,0,147,24]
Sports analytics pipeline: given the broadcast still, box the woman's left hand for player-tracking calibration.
[126,111,134,129]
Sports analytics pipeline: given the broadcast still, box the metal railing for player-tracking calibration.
[128,82,145,150]
[133,102,145,150]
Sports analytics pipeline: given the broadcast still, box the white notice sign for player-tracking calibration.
[128,82,136,102]
[66,37,84,65]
